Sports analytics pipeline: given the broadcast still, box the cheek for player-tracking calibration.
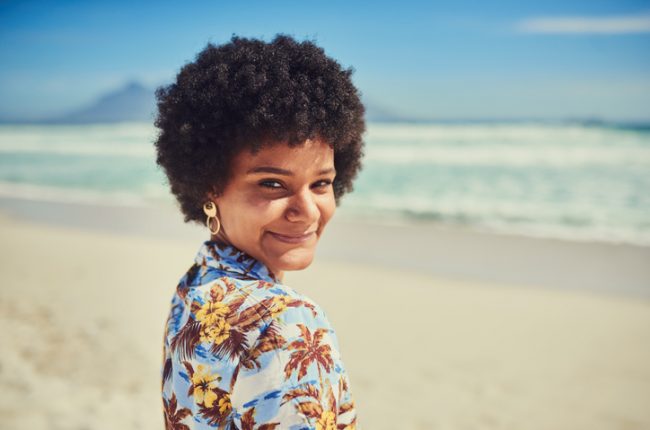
[237,198,286,232]
[319,195,336,225]
[220,195,266,235]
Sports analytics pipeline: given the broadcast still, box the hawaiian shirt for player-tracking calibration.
[161,240,358,430]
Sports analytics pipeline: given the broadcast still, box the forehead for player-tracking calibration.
[234,138,334,170]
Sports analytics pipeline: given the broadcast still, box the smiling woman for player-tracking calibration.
[153,34,365,429]
[210,137,337,279]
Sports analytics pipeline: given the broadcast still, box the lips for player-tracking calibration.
[268,230,316,244]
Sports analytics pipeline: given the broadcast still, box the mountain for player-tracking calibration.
[54,82,410,123]
[0,81,410,124]
[1,81,647,125]
[363,101,409,122]
[49,81,157,124]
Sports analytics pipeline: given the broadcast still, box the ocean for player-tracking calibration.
[0,122,648,246]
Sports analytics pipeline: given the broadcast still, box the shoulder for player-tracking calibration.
[194,275,325,321]
[236,278,344,376]
[231,280,353,427]
[169,273,341,366]
[236,278,333,333]
[189,274,343,362]
[176,275,331,341]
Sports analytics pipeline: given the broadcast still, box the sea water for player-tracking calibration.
[0,122,648,246]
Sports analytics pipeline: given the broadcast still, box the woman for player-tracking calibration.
[155,34,365,429]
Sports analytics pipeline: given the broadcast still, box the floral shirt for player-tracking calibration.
[161,240,358,430]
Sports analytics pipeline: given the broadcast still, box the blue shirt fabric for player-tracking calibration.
[161,240,358,429]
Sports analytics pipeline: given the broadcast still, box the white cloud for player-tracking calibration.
[516,13,650,34]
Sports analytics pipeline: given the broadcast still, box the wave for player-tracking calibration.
[1,122,648,248]
[3,122,649,166]
[339,204,650,247]
[0,122,157,157]
[2,180,647,247]
[0,142,155,160]
[364,144,650,167]
[0,142,156,157]
[0,181,166,207]
[366,122,650,142]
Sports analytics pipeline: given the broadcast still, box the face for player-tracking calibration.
[210,137,336,279]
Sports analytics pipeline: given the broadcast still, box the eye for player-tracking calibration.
[259,179,284,189]
[311,179,333,189]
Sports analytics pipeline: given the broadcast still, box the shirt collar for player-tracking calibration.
[194,240,279,284]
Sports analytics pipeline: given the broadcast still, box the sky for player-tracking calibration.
[1,0,649,121]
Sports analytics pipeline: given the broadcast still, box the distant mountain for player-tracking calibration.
[0,80,412,125]
[8,81,638,126]
[48,81,156,124]
[363,101,409,122]
[53,82,411,124]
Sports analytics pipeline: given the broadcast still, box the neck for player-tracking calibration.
[275,270,285,283]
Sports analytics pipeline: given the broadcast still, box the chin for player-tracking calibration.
[273,248,315,272]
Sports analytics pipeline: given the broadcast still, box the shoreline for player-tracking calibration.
[1,195,649,299]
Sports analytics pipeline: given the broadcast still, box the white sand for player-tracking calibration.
[1,208,649,429]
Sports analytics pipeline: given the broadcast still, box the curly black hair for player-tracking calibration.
[153,33,366,225]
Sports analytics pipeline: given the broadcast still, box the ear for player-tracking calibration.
[206,190,225,217]
[205,186,220,203]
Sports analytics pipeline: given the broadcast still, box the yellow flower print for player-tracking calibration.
[195,301,230,324]
[218,394,232,415]
[270,295,291,317]
[315,410,336,430]
[190,364,220,408]
[201,389,219,408]
[199,317,231,345]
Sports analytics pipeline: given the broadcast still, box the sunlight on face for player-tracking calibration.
[211,137,336,280]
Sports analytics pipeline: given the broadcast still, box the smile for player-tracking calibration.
[268,231,316,244]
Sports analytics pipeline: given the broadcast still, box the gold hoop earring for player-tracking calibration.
[203,201,221,236]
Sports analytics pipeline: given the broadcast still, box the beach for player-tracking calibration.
[1,198,649,429]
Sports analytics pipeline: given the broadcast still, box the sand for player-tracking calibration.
[1,202,649,430]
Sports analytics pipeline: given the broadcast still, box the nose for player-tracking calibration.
[285,187,319,224]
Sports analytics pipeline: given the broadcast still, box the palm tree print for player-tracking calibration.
[284,323,334,385]
[239,406,281,430]
[169,281,270,363]
[281,381,348,430]
[163,392,192,430]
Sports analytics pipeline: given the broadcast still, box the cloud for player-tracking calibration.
[516,13,650,34]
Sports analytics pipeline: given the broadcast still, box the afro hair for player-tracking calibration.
[153,33,366,225]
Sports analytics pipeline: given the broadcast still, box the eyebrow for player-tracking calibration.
[246,166,336,176]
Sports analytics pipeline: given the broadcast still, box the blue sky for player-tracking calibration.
[1,0,649,121]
